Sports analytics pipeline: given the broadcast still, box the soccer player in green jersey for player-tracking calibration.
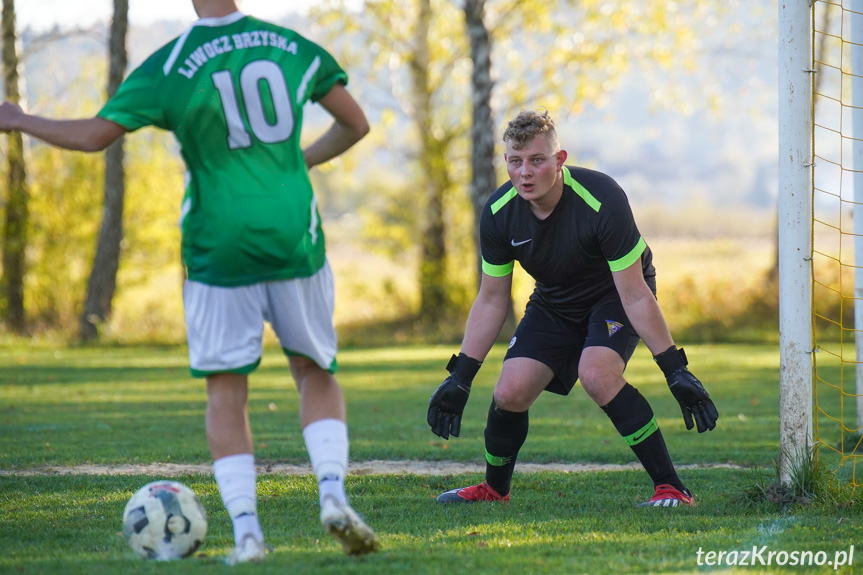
[427,110,718,507]
[0,0,379,563]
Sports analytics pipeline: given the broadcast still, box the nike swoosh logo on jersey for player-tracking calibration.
[511,238,532,246]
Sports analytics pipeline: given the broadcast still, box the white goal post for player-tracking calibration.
[778,0,814,484]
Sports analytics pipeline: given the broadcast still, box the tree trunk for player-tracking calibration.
[464,0,515,337]
[411,0,450,325]
[79,0,128,341]
[1,0,29,334]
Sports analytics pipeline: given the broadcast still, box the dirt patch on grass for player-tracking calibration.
[0,460,742,477]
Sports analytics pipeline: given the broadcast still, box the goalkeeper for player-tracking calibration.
[428,109,718,507]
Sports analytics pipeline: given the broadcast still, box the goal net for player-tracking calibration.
[811,0,863,484]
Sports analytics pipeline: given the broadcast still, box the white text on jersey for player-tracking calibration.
[178,31,299,79]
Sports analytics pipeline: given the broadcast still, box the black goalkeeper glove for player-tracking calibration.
[427,353,482,439]
[654,346,719,433]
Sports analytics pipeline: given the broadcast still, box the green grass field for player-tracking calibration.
[1,342,861,574]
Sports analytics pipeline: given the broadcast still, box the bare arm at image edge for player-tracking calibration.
[0,102,126,152]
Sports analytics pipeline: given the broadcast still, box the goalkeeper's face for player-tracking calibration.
[504,134,567,205]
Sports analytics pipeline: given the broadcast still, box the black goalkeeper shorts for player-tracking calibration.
[504,292,641,396]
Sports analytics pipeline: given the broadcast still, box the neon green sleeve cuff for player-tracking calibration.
[608,237,646,272]
[482,258,514,277]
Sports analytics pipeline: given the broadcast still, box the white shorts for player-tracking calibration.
[183,262,337,377]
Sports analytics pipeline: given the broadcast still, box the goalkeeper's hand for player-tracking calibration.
[654,346,718,433]
[427,353,482,439]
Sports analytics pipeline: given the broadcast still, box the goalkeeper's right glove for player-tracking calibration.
[427,353,482,439]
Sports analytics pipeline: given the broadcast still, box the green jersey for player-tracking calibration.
[98,12,348,286]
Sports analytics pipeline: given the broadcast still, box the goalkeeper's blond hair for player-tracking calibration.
[502,110,560,151]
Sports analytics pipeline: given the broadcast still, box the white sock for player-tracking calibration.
[213,453,264,545]
[302,418,349,506]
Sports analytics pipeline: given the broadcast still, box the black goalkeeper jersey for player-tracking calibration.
[480,165,656,322]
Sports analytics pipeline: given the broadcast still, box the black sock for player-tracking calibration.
[483,400,529,496]
[601,383,685,492]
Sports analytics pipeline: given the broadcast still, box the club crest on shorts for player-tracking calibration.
[606,320,624,337]
[508,336,517,349]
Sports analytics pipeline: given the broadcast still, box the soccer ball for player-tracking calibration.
[122,480,207,560]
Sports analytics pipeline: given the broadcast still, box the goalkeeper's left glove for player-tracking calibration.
[654,346,718,433]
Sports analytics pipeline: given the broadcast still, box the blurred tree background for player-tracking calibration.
[0,0,787,346]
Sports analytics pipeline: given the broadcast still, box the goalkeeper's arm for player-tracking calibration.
[459,272,514,362]
[610,261,675,356]
[611,260,718,432]
[427,271,512,439]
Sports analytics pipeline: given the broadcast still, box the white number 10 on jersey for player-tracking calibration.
[212,59,294,150]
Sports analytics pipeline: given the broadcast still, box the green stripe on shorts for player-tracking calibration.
[282,347,338,374]
[189,358,261,378]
